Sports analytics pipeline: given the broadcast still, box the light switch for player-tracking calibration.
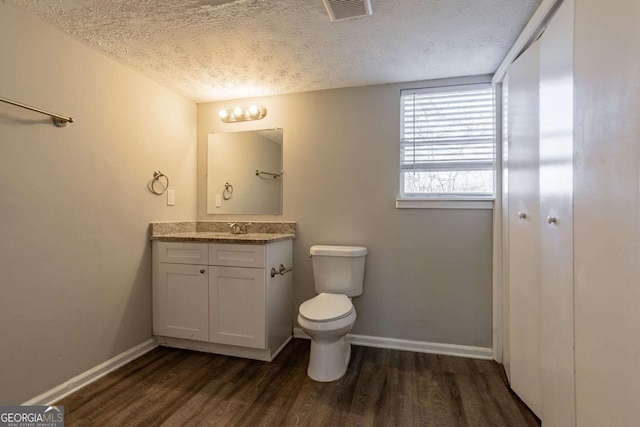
[215,194,222,208]
[167,189,175,206]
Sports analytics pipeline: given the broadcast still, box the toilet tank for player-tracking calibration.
[310,245,367,297]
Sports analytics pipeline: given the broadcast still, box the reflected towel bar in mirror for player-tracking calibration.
[256,170,282,179]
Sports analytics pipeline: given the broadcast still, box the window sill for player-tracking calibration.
[395,198,494,210]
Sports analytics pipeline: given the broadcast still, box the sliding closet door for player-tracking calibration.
[539,0,576,425]
[500,74,511,380]
[507,39,541,417]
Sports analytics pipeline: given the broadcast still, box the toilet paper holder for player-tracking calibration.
[270,264,293,278]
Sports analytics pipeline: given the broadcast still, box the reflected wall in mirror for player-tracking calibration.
[207,129,283,214]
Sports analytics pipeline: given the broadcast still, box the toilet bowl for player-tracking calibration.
[298,245,367,382]
[298,293,357,381]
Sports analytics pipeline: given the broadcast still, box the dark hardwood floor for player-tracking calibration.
[58,339,539,426]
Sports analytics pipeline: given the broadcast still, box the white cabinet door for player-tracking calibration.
[507,39,542,416]
[209,266,266,349]
[539,0,576,425]
[156,263,209,341]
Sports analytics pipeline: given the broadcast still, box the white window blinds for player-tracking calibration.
[400,83,495,196]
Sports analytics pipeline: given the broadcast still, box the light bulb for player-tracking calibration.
[218,109,228,119]
[233,107,243,116]
[248,105,259,116]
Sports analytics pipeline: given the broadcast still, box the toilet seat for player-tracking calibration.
[299,293,353,322]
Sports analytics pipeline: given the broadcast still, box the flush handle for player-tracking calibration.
[518,212,527,219]
[547,216,557,225]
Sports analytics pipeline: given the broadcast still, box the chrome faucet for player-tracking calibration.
[229,222,252,234]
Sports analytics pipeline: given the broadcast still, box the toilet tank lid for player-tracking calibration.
[310,245,367,257]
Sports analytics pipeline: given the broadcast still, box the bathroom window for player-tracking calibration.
[398,83,495,207]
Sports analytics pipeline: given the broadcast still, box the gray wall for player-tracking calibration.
[0,4,197,403]
[197,78,494,347]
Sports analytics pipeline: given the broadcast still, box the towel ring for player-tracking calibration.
[149,170,169,195]
[223,182,233,200]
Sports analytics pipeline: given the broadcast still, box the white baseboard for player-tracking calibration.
[293,328,492,360]
[22,338,158,406]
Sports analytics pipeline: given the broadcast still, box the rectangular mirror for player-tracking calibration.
[207,129,283,214]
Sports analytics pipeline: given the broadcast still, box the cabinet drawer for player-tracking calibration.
[209,244,265,268]
[157,242,208,265]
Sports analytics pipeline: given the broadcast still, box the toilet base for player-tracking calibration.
[307,337,351,382]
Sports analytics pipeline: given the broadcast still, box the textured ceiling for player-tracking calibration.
[9,0,540,102]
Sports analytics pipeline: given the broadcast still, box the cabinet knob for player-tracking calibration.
[518,212,527,219]
[200,269,206,274]
[547,216,557,225]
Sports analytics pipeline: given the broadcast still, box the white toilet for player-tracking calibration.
[297,245,367,382]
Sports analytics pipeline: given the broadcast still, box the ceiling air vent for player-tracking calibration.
[321,0,372,22]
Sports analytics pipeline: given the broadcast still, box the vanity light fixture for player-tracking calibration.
[218,105,267,123]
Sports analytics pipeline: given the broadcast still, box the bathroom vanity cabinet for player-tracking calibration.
[152,239,293,361]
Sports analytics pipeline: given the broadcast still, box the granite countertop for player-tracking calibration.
[152,231,295,244]
[149,221,296,244]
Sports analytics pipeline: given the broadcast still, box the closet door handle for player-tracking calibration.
[518,212,527,219]
[547,216,557,225]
